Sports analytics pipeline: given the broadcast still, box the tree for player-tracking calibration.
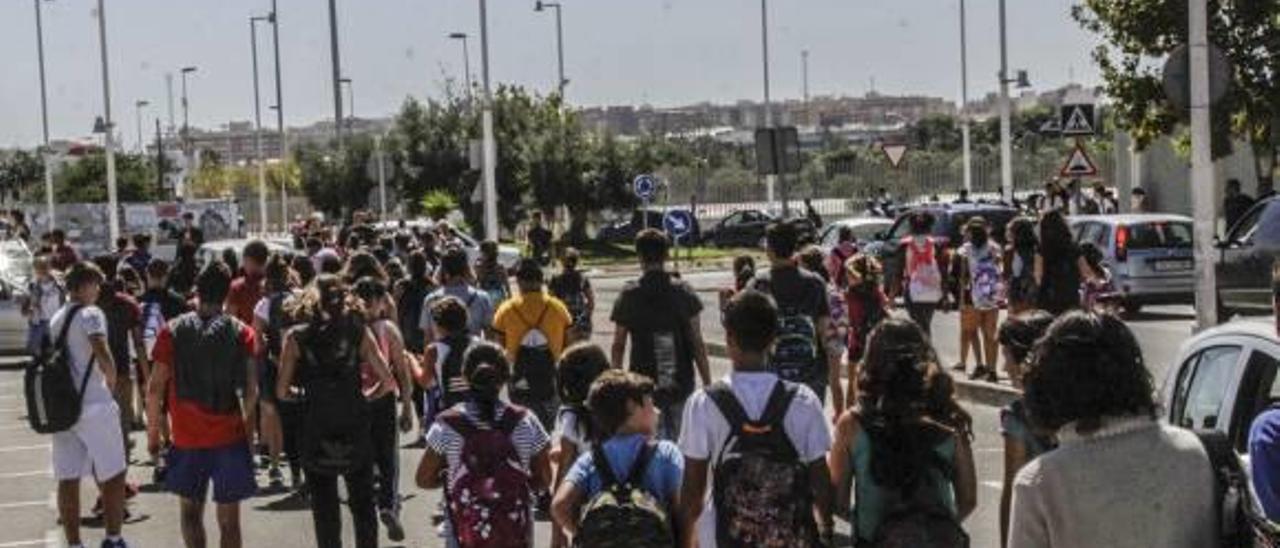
[0,150,43,202]
[54,152,160,203]
[296,138,376,218]
[1073,0,1280,191]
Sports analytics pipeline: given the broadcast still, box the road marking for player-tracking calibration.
[0,499,47,510]
[0,444,48,454]
[0,539,46,547]
[0,424,32,432]
[0,470,48,480]
[982,480,1003,491]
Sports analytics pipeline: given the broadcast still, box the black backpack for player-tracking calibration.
[866,446,969,548]
[574,442,673,548]
[1197,430,1280,548]
[25,305,93,434]
[631,277,695,407]
[707,381,819,547]
[510,304,556,400]
[438,334,474,411]
[298,321,372,475]
[751,274,824,392]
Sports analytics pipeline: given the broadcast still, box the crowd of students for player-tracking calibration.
[19,204,1262,548]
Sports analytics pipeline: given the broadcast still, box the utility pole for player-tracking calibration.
[166,73,175,135]
[801,49,810,124]
[328,0,344,149]
[534,1,567,99]
[251,15,269,234]
[180,66,197,199]
[1189,0,1217,330]
[760,0,779,215]
[959,0,973,193]
[96,0,120,243]
[376,134,387,221]
[34,0,55,227]
[134,100,149,153]
[479,0,498,241]
[997,0,1014,203]
[270,0,288,226]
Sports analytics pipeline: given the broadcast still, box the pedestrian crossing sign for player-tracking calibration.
[1060,104,1096,136]
[1060,144,1098,177]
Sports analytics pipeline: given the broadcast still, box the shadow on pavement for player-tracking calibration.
[254,491,311,512]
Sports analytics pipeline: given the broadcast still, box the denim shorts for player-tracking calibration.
[25,321,48,356]
[165,441,258,504]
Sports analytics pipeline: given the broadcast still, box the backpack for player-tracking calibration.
[442,406,534,548]
[509,304,556,400]
[751,274,823,391]
[298,321,372,476]
[866,448,969,548]
[438,334,474,410]
[575,442,673,548]
[906,238,943,304]
[966,245,1003,309]
[397,279,432,353]
[24,305,93,434]
[552,272,590,331]
[1197,430,1280,548]
[707,381,819,548]
[633,278,695,406]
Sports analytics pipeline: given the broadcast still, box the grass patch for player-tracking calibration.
[575,241,762,268]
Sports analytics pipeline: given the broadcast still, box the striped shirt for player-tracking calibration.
[424,401,550,490]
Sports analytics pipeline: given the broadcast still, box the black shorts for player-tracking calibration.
[258,360,278,404]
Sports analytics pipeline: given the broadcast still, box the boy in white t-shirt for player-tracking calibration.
[677,289,834,548]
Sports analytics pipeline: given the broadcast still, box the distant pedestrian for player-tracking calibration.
[226,240,269,326]
[415,342,552,548]
[1004,217,1039,316]
[550,343,611,547]
[949,217,1002,382]
[250,254,297,490]
[420,247,494,343]
[527,211,554,267]
[474,240,511,307]
[49,228,79,272]
[1079,242,1117,313]
[800,245,849,412]
[22,255,65,356]
[169,241,199,297]
[1034,210,1092,315]
[416,296,477,425]
[829,319,976,547]
[843,253,889,403]
[93,256,149,456]
[492,258,573,432]
[549,247,595,344]
[996,310,1056,547]
[145,261,258,548]
[717,254,757,312]
[611,229,711,440]
[121,234,153,276]
[954,188,973,204]
[804,198,824,229]
[901,211,944,336]
[1131,187,1149,213]
[1008,311,1217,548]
[1224,178,1257,231]
[826,226,857,288]
[676,289,834,547]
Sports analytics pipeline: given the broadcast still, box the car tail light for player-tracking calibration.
[1115,225,1129,262]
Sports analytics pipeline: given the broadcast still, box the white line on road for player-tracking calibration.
[0,539,46,547]
[982,481,1003,491]
[0,470,48,480]
[0,499,47,510]
[0,444,48,454]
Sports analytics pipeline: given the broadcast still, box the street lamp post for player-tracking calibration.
[339,78,354,133]
[96,0,120,243]
[1188,0,1217,330]
[180,65,197,199]
[33,0,55,228]
[448,32,474,108]
[996,0,1017,204]
[251,15,269,234]
[269,1,288,226]
[801,49,810,124]
[534,1,567,99]
[134,100,149,153]
[759,0,780,215]
[959,0,972,193]
[327,0,344,149]
[479,0,498,241]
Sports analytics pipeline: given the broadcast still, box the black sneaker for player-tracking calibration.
[380,509,406,542]
[969,365,992,381]
[100,539,129,548]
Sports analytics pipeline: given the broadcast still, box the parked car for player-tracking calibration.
[862,202,1019,295]
[597,208,700,245]
[1161,318,1280,468]
[0,239,32,355]
[702,209,815,249]
[1217,195,1280,319]
[817,217,894,251]
[1070,214,1195,314]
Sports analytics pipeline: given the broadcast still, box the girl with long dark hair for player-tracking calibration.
[1034,210,1093,315]
[1004,217,1039,316]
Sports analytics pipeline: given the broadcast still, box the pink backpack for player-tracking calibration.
[442,406,534,548]
[905,237,944,303]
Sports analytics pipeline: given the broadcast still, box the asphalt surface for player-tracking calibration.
[0,270,1198,547]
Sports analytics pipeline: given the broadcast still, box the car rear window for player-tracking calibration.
[1126,221,1192,249]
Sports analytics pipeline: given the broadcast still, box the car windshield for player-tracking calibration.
[1127,221,1192,249]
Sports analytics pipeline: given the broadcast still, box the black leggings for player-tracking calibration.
[278,399,306,477]
[368,395,400,512]
[309,464,377,548]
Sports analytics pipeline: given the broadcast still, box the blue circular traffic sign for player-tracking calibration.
[633,174,657,200]
[663,209,694,241]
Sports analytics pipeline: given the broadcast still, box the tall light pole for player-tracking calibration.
[96,0,120,243]
[997,0,1013,203]
[269,1,288,225]
[166,72,175,135]
[801,49,810,125]
[327,0,344,149]
[180,65,197,199]
[33,0,55,228]
[134,100,149,153]
[479,0,498,241]
[448,32,474,107]
[759,0,779,215]
[251,15,269,234]
[959,0,972,193]
[534,1,567,99]
[339,78,354,133]
[1188,0,1217,330]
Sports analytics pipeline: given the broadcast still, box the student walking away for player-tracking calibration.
[418,297,477,428]
[1003,218,1039,317]
[948,218,1002,382]
[139,259,192,479]
[800,246,850,417]
[1035,210,1092,316]
[49,229,79,272]
[397,251,437,357]
[475,240,512,308]
[527,211,554,267]
[1224,178,1257,231]
[750,221,842,413]
[36,262,132,548]
[995,311,1056,547]
[121,234,153,276]
[1079,242,1118,313]
[804,198,824,229]
[493,258,572,431]
[611,229,712,441]
[718,255,757,312]
[250,254,296,490]
[829,319,977,548]
[1008,312,1217,548]
[145,261,259,548]
[552,370,683,548]
[275,275,400,548]
[677,290,834,548]
[23,255,65,356]
[420,247,495,343]
[843,253,889,404]
[169,241,200,298]
[549,344,610,548]
[92,256,149,459]
[826,226,858,286]
[901,212,944,336]
[226,240,269,326]
[353,277,418,543]
[416,342,552,548]
[549,248,595,344]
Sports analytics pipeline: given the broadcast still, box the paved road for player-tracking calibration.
[0,268,1196,547]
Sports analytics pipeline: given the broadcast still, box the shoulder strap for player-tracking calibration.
[592,445,621,489]
[441,409,476,437]
[706,381,750,432]
[760,380,798,429]
[495,405,525,435]
[534,302,550,327]
[465,289,478,307]
[625,442,657,487]
[56,305,85,348]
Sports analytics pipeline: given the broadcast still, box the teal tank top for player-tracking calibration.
[849,428,958,542]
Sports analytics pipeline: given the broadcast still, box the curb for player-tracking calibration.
[702,341,1020,408]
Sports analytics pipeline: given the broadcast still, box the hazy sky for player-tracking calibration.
[0,0,1102,149]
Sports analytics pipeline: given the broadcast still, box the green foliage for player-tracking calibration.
[54,152,161,203]
[295,137,376,218]
[419,190,457,221]
[0,150,43,201]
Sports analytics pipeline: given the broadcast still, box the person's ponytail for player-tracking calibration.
[462,342,511,424]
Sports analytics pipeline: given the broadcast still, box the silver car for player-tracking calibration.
[0,240,34,355]
[818,217,894,251]
[1071,214,1195,314]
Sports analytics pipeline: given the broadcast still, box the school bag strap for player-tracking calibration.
[441,404,525,437]
[59,305,94,396]
[706,380,796,435]
[512,301,551,333]
[594,441,657,491]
